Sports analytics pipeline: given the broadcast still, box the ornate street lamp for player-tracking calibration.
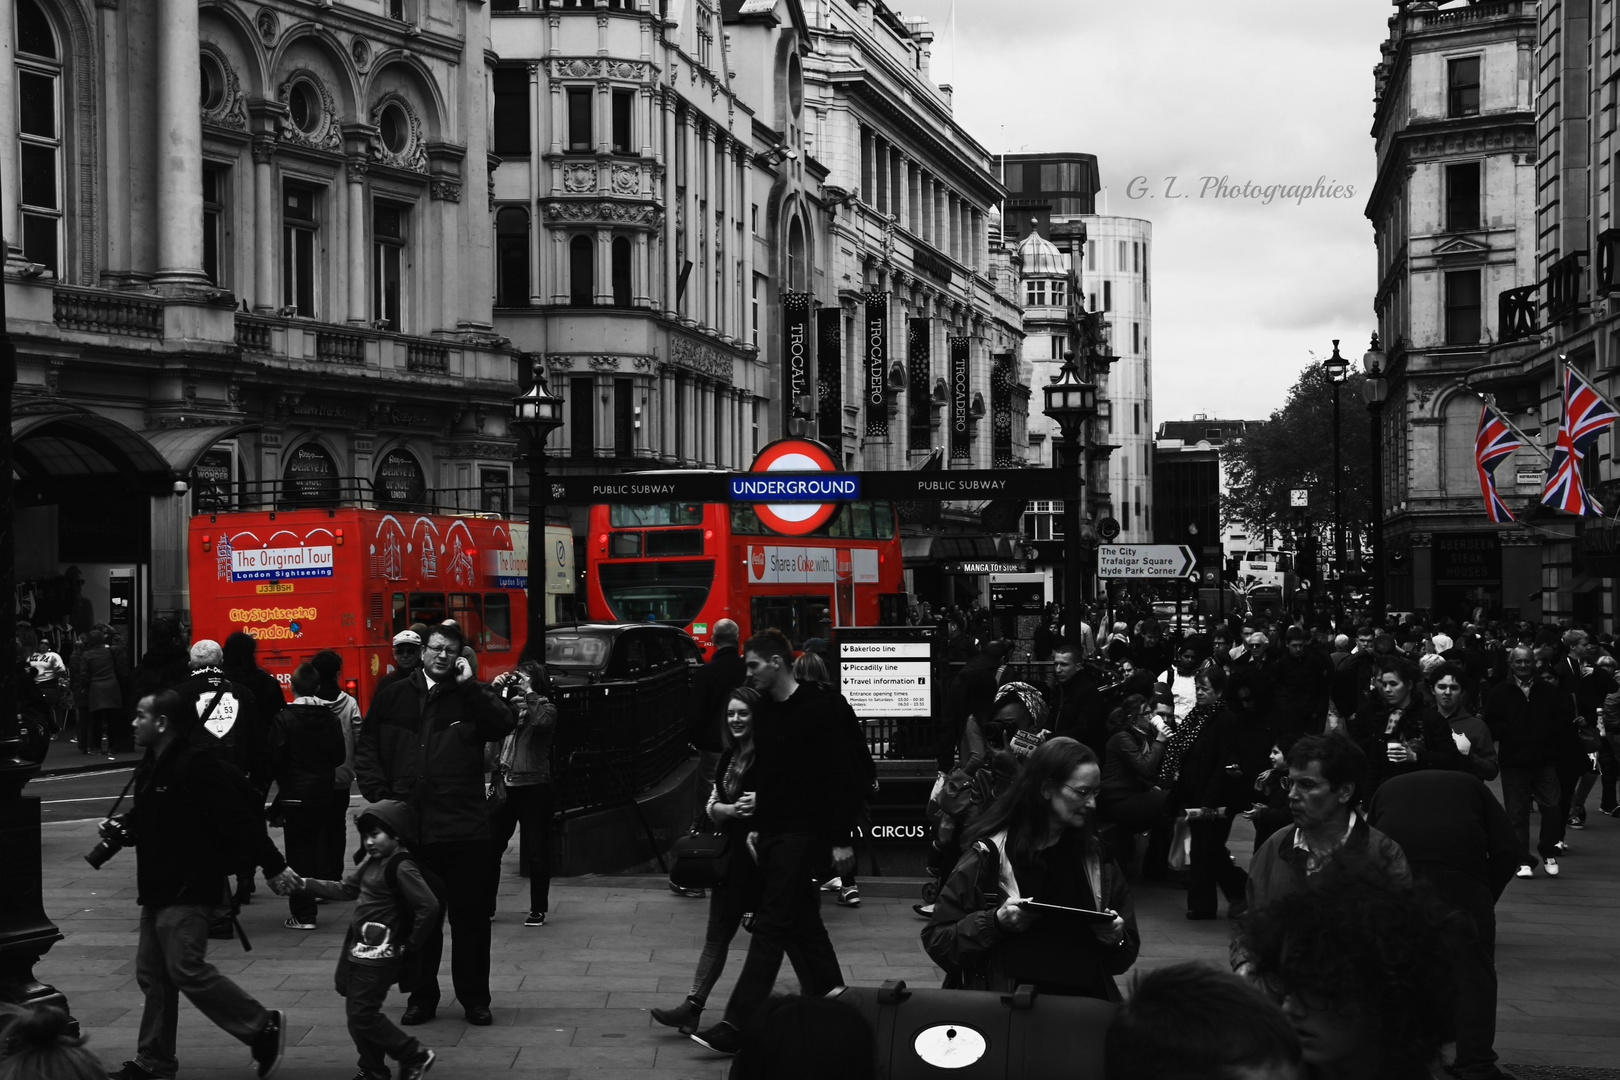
[1361,334,1389,625]
[1042,352,1098,647]
[511,361,565,657]
[1323,340,1350,629]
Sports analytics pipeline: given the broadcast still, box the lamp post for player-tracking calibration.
[1322,340,1350,630]
[1042,351,1098,647]
[1361,335,1389,626]
[511,361,565,658]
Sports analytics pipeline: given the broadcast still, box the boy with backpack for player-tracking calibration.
[291,801,442,1080]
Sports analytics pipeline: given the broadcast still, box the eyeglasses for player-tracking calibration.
[1285,777,1330,794]
[1059,784,1100,803]
[421,644,445,655]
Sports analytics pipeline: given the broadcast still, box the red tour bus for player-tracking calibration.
[188,508,571,708]
[584,496,908,651]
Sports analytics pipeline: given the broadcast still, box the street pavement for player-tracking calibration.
[27,794,1620,1078]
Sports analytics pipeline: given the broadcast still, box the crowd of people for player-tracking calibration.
[4,602,1603,1080]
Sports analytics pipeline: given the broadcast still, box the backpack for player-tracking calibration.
[382,850,448,993]
[936,837,1006,990]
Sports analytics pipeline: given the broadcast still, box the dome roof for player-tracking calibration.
[1016,222,1068,276]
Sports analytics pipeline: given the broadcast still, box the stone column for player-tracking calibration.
[633,231,651,307]
[528,63,544,304]
[700,121,714,329]
[432,181,462,331]
[252,138,277,311]
[740,143,755,346]
[595,226,613,305]
[154,0,207,287]
[895,151,909,230]
[0,9,18,262]
[659,364,676,459]
[550,226,569,305]
[683,112,698,323]
[347,159,369,324]
[662,94,678,315]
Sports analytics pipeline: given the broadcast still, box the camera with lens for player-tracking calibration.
[85,817,134,870]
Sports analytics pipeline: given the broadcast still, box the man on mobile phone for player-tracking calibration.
[356,623,514,1027]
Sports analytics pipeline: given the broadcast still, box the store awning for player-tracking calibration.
[146,423,258,475]
[902,535,1004,563]
[12,403,172,486]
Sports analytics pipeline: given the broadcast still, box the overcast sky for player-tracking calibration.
[893,0,1392,425]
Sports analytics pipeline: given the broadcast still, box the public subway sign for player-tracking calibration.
[865,291,889,437]
[230,545,335,581]
[783,292,812,434]
[746,545,880,584]
[950,336,971,459]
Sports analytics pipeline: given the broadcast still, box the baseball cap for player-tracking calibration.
[392,630,423,647]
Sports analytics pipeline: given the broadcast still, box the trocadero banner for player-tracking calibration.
[783,292,812,433]
[908,317,932,452]
[950,336,971,460]
[864,291,889,438]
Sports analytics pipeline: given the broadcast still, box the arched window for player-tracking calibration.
[16,0,63,276]
[611,236,632,306]
[569,234,594,306]
[495,207,529,306]
[787,215,805,292]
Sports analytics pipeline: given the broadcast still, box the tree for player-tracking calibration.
[1223,362,1373,562]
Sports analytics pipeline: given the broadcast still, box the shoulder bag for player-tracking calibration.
[668,831,732,889]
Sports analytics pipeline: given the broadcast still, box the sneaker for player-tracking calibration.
[1555,841,1571,854]
[690,1021,742,1056]
[524,911,546,927]
[108,1061,161,1080]
[913,902,935,919]
[1602,804,1620,817]
[1515,864,1534,879]
[251,1010,285,1079]
[283,917,317,930]
[667,882,706,899]
[819,876,842,892]
[398,1050,435,1080]
[1568,813,1586,830]
[836,886,861,907]
[1543,857,1560,877]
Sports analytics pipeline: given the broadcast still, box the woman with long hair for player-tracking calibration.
[1097,694,1170,833]
[488,658,558,926]
[921,738,1140,1000]
[1168,666,1249,919]
[651,686,766,1034]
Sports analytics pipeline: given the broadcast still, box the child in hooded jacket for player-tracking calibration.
[292,800,440,1080]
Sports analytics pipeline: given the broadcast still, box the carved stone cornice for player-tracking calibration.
[669,334,737,384]
[542,198,663,230]
[431,179,462,202]
[548,57,652,82]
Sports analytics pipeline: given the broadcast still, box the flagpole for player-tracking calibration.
[1464,386,1552,464]
[1560,353,1620,421]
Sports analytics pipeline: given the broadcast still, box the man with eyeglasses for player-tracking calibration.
[1244,733,1409,915]
[356,623,515,1026]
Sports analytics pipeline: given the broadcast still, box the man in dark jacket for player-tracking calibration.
[222,630,288,732]
[1482,645,1573,877]
[373,629,425,697]
[690,629,860,1056]
[355,623,514,1026]
[1263,626,1333,739]
[268,661,347,931]
[1050,642,1106,755]
[175,639,268,912]
[1369,769,1520,1080]
[102,688,301,1080]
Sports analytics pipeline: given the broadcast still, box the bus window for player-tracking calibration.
[392,593,407,635]
[850,503,874,538]
[449,593,483,651]
[731,504,765,535]
[750,594,832,645]
[873,503,895,538]
[610,503,704,527]
[409,592,446,627]
[484,593,512,652]
[610,531,643,557]
[645,529,704,556]
[827,505,850,538]
[598,560,715,624]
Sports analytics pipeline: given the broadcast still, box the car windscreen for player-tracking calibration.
[544,632,612,669]
[597,560,715,625]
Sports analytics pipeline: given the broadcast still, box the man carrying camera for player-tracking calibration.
[102,689,303,1080]
[355,622,514,1027]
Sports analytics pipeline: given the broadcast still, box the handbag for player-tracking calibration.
[486,768,509,812]
[1576,721,1603,754]
[669,831,732,889]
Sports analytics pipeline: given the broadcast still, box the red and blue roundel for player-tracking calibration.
[748,439,841,536]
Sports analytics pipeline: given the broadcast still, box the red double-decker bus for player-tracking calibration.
[584,497,908,650]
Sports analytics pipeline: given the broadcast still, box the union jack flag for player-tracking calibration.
[1475,403,1524,523]
[1541,365,1620,515]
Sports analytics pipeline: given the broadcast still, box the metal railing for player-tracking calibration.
[551,666,691,812]
[191,476,517,517]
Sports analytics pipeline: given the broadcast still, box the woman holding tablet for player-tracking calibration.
[921,737,1140,1000]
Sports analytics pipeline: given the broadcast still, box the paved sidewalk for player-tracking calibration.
[33,805,1620,1077]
